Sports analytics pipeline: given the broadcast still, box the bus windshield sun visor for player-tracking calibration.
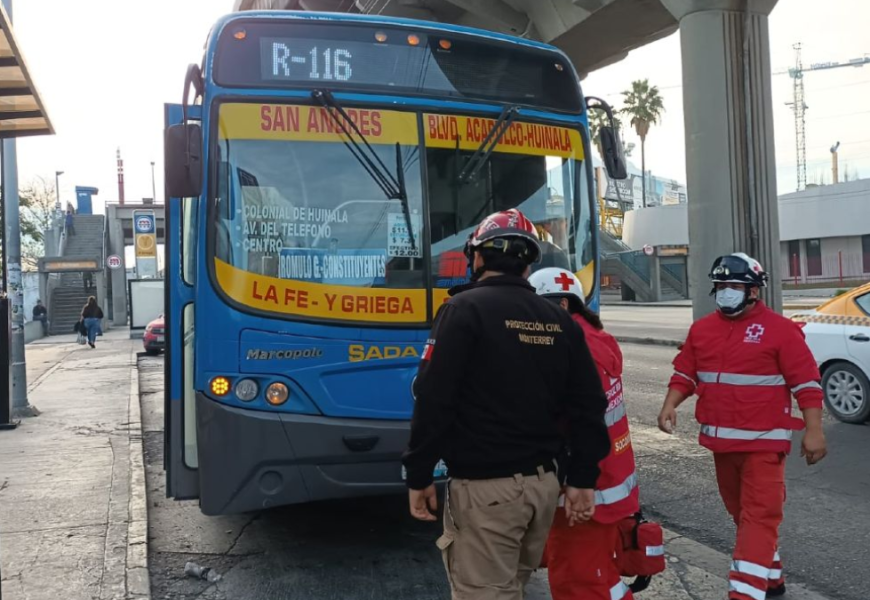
[310,90,416,254]
[456,106,520,185]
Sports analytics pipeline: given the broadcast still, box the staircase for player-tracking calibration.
[601,250,687,303]
[48,214,105,335]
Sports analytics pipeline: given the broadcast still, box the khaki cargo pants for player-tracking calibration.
[437,466,560,600]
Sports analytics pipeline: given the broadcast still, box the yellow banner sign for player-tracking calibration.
[215,259,428,324]
[216,259,596,324]
[219,103,419,145]
[424,113,584,159]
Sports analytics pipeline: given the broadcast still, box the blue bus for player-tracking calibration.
[164,10,626,515]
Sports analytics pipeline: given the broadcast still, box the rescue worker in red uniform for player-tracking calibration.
[529,268,639,600]
[403,209,611,600]
[657,253,828,600]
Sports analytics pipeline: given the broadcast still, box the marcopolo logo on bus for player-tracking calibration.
[134,214,155,234]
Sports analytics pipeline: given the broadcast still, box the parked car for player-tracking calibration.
[143,315,165,356]
[791,283,870,423]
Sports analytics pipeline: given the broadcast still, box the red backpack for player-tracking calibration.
[615,512,666,593]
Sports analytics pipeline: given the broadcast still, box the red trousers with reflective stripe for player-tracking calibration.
[544,513,633,600]
[715,452,786,600]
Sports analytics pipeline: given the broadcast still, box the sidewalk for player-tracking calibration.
[0,329,149,600]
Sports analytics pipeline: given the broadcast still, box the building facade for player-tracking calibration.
[623,178,870,285]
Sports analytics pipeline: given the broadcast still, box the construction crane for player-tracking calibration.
[784,44,870,191]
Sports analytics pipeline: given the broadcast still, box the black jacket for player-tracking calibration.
[402,275,610,490]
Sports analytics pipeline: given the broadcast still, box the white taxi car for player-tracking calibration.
[791,283,870,423]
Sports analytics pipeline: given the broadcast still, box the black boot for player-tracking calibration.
[767,583,786,597]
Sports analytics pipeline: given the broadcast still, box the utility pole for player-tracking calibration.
[830,141,840,184]
[55,170,63,212]
[150,161,156,203]
[1,0,31,417]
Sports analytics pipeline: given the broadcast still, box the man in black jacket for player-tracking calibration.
[402,209,610,600]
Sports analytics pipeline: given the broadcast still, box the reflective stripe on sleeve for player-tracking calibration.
[731,560,770,580]
[605,401,627,427]
[646,545,665,557]
[696,372,786,386]
[701,425,793,442]
[729,580,767,600]
[595,472,638,506]
[610,580,631,600]
[791,381,822,394]
[673,370,696,385]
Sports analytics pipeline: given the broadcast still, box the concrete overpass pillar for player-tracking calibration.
[663,0,782,319]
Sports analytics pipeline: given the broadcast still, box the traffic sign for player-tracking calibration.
[107,255,122,270]
[643,244,654,256]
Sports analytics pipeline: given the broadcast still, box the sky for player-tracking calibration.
[10,0,870,213]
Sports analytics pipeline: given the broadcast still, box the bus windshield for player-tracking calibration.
[212,103,426,321]
[210,102,590,324]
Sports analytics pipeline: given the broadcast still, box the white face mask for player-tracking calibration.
[715,287,746,313]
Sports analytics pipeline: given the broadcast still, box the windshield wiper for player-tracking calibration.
[312,89,416,254]
[456,106,520,185]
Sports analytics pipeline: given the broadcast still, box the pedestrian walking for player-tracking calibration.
[83,271,93,294]
[32,299,49,336]
[81,296,103,349]
[657,253,827,600]
[402,209,611,600]
[65,210,75,236]
[529,268,639,600]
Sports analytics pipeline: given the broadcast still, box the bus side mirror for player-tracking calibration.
[165,123,203,198]
[599,126,628,180]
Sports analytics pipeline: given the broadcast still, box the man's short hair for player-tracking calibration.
[478,248,528,276]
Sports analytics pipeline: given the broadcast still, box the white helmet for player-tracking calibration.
[528,267,585,304]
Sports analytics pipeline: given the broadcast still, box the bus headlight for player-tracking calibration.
[265,382,290,406]
[235,378,259,402]
[210,376,231,397]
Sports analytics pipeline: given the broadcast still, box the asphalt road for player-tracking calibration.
[620,343,870,600]
[141,341,869,600]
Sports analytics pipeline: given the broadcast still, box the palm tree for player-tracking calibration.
[620,79,664,208]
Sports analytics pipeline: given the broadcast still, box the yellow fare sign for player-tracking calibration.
[424,113,584,159]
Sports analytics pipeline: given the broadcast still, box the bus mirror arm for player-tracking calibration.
[164,64,205,199]
[585,96,628,181]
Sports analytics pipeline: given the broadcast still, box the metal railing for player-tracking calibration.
[615,250,651,284]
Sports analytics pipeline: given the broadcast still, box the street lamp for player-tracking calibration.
[54,170,63,211]
[150,161,156,203]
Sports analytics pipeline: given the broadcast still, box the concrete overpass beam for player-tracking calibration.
[663,0,782,318]
[445,0,529,33]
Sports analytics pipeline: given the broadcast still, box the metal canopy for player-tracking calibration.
[0,2,52,139]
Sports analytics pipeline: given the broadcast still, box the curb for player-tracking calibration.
[661,527,833,600]
[127,349,151,599]
[614,336,682,348]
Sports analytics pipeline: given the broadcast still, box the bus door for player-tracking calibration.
[164,102,200,500]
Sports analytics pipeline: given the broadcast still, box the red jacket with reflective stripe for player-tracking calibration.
[668,302,823,453]
[575,315,640,523]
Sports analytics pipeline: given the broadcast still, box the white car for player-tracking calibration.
[791,283,870,423]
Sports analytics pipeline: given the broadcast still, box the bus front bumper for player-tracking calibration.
[196,393,412,515]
